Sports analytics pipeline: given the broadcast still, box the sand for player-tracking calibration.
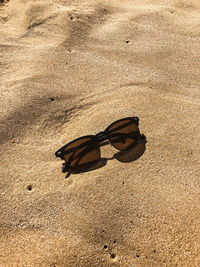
[0,0,200,266]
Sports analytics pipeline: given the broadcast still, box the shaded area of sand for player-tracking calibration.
[0,0,200,266]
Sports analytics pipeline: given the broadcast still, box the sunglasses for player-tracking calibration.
[55,117,144,173]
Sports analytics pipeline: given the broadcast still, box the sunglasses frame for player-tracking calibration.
[55,117,140,173]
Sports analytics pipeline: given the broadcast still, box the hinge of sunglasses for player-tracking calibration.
[132,117,139,125]
[55,150,65,160]
[55,150,62,157]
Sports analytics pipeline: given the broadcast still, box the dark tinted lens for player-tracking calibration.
[63,137,91,163]
[107,119,140,150]
[64,137,100,173]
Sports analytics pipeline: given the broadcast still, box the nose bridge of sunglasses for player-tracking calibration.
[95,131,106,139]
[55,150,62,157]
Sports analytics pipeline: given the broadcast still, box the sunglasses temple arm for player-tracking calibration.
[108,131,140,139]
[56,147,75,158]
[62,162,70,173]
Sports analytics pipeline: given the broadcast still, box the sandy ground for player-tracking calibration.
[0,0,200,266]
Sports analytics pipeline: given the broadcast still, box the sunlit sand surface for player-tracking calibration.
[0,0,200,266]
